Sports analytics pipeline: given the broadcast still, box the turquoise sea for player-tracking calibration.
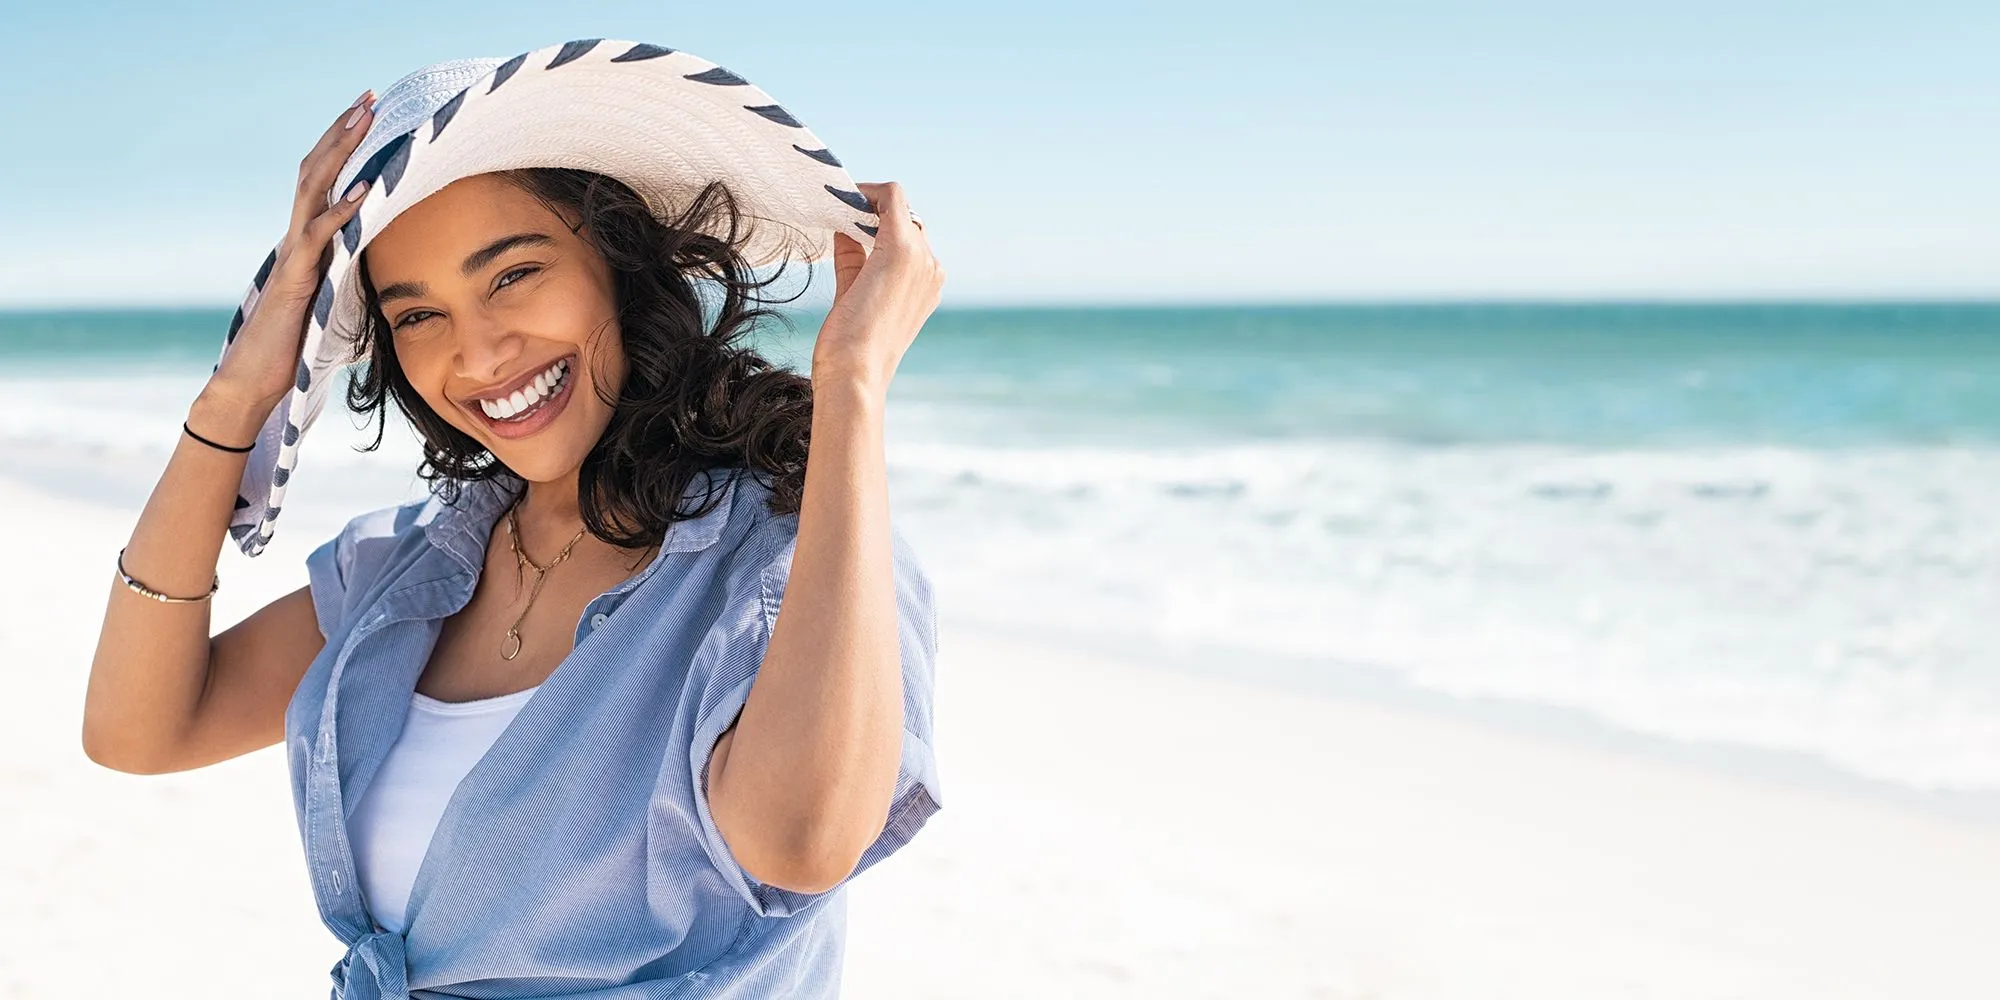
[5,303,1998,794]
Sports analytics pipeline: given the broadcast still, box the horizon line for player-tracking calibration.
[5,296,2000,315]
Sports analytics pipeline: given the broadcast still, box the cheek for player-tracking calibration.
[394,343,461,422]
[527,281,608,340]
[578,329,627,404]
[524,286,623,396]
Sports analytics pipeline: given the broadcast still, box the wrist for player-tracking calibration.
[807,370,890,413]
[808,350,894,399]
[188,387,278,451]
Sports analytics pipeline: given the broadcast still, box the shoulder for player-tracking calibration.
[329,494,440,558]
[306,494,438,600]
[689,471,797,610]
[719,468,792,538]
[345,494,437,544]
[685,468,789,568]
[705,469,929,574]
[702,469,935,632]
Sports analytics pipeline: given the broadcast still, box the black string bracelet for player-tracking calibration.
[183,420,256,453]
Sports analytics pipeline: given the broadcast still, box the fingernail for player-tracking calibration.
[344,179,369,202]
[344,102,368,129]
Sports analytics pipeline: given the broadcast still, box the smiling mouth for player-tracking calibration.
[464,353,580,441]
[472,355,573,422]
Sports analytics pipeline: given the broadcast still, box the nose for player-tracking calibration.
[451,308,522,387]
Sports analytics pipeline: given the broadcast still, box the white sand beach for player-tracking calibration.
[4,470,1997,999]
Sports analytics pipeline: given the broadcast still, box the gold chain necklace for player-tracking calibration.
[500,502,589,661]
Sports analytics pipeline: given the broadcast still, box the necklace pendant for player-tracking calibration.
[501,629,523,661]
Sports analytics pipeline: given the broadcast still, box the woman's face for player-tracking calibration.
[362,172,623,484]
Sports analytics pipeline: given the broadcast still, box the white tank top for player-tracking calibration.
[349,684,541,934]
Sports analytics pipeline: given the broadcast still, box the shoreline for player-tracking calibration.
[7,468,1998,997]
[973,614,2000,828]
[13,443,1993,820]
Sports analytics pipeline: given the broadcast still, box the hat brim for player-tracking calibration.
[217,38,881,557]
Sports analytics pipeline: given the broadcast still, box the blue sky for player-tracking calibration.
[1,1,1995,307]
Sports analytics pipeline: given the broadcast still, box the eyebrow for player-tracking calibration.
[375,232,559,305]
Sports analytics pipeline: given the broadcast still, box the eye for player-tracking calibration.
[390,266,540,331]
[496,264,541,290]
[391,310,436,331]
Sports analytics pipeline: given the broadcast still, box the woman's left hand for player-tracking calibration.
[814,181,945,391]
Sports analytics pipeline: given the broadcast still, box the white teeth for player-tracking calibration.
[478,357,569,421]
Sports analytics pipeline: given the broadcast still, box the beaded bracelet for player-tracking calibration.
[117,547,219,603]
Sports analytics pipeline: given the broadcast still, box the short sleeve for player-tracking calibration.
[303,500,424,642]
[685,513,943,918]
[304,519,358,641]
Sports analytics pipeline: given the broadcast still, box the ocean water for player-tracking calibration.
[4,303,1997,794]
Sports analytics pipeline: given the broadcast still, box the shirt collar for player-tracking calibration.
[418,466,742,577]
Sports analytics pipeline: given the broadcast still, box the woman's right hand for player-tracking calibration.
[205,88,379,417]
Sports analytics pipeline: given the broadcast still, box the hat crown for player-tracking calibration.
[333,56,506,204]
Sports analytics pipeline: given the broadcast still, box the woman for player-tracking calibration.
[82,41,943,998]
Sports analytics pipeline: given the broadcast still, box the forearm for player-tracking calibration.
[711,374,904,886]
[82,386,273,772]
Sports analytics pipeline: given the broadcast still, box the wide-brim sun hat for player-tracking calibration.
[213,37,885,557]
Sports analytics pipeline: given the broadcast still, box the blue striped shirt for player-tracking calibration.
[293,466,942,998]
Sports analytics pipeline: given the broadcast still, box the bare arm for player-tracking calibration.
[81,391,325,774]
[79,88,378,774]
[706,181,943,892]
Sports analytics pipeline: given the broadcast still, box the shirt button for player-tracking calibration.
[590,612,610,629]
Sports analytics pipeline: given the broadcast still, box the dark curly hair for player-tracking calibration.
[340,167,821,551]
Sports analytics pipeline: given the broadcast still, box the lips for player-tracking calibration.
[462,353,572,411]
[464,353,578,440]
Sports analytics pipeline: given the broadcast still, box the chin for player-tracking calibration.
[487,430,594,482]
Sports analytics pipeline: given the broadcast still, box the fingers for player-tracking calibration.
[266,175,369,304]
[264,143,372,310]
[833,182,944,310]
[853,182,941,289]
[855,181,924,246]
[306,178,370,243]
[291,89,376,236]
[830,231,867,302]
